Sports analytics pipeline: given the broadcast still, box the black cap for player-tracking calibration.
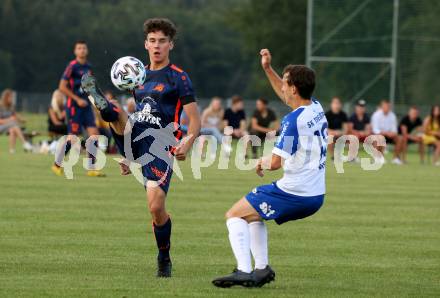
[356,99,366,107]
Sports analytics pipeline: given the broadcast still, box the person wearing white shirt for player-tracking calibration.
[212,49,327,288]
[371,100,403,164]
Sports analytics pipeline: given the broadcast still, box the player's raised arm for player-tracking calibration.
[260,49,284,101]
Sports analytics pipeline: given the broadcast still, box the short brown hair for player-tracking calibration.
[282,65,315,99]
[143,18,177,40]
[73,40,87,49]
[257,98,268,105]
[231,95,243,105]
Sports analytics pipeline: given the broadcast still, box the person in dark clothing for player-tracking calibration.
[249,98,278,158]
[347,99,371,142]
[325,97,348,158]
[399,106,424,163]
[224,95,248,138]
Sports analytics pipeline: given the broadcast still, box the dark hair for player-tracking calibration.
[381,99,390,105]
[257,98,268,105]
[73,40,87,49]
[282,65,315,99]
[430,105,440,127]
[143,18,177,41]
[231,95,243,105]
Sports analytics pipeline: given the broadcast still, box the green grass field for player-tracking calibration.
[0,114,439,297]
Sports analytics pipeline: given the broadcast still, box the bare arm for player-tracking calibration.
[58,79,88,108]
[251,117,273,134]
[49,108,62,125]
[200,109,209,127]
[256,154,283,177]
[423,118,431,135]
[175,102,201,161]
[400,124,408,137]
[365,123,372,135]
[260,49,284,101]
[239,119,247,132]
[0,115,17,125]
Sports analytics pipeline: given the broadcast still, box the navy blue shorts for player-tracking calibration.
[66,105,96,135]
[245,183,324,225]
[111,125,174,194]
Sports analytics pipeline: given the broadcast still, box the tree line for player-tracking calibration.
[1,0,439,105]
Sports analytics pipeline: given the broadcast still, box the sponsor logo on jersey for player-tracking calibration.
[133,97,162,126]
[153,83,165,92]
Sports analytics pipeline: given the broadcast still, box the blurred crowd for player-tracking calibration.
[325,97,440,165]
[1,87,440,165]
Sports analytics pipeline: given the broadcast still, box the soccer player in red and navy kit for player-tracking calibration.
[81,18,201,277]
[52,40,105,177]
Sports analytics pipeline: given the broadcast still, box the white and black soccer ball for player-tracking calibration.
[110,56,146,91]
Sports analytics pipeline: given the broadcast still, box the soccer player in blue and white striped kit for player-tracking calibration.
[213,49,328,288]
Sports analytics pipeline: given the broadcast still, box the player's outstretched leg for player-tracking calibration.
[81,73,129,137]
[81,73,127,124]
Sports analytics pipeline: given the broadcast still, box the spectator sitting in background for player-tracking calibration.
[399,106,424,163]
[201,96,225,143]
[182,97,231,156]
[48,89,67,139]
[422,105,440,166]
[223,95,248,138]
[0,89,32,153]
[325,97,348,158]
[249,98,278,158]
[347,99,371,142]
[371,100,403,164]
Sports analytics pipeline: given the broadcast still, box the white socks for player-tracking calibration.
[227,218,269,272]
[249,221,268,269]
[226,217,252,273]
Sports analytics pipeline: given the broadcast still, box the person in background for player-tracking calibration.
[0,89,32,153]
[48,89,67,139]
[249,98,278,158]
[201,97,229,153]
[371,100,402,164]
[347,99,371,142]
[422,105,440,166]
[399,106,424,163]
[223,95,248,138]
[201,97,225,140]
[325,97,348,159]
[54,40,104,177]
[182,97,231,156]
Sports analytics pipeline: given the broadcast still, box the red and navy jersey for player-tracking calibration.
[61,59,92,107]
[132,63,195,139]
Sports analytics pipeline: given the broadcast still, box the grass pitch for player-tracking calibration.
[0,115,439,297]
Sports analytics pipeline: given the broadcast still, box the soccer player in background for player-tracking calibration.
[81,18,201,277]
[212,49,327,288]
[52,40,105,177]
